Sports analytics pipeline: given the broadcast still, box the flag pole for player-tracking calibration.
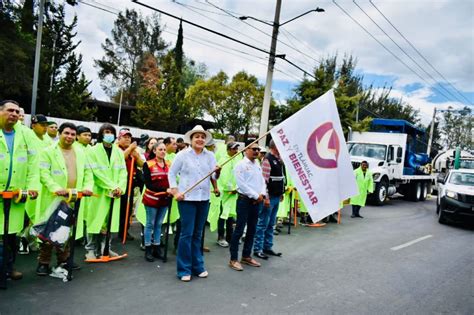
[287,189,293,235]
[182,130,272,196]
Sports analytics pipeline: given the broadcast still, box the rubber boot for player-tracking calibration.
[152,244,162,259]
[145,246,154,262]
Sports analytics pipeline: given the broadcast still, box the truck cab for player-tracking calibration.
[348,119,434,205]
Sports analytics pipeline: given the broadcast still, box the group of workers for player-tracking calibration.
[0,99,373,283]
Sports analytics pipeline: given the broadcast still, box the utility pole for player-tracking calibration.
[356,103,359,123]
[48,33,57,106]
[258,0,282,147]
[117,89,124,126]
[31,0,46,116]
[427,107,436,156]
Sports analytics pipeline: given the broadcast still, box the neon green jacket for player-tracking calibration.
[0,125,40,234]
[24,129,54,221]
[36,143,94,239]
[217,153,240,219]
[86,143,127,234]
[350,167,374,207]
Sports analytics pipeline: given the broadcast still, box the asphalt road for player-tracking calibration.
[1,196,472,314]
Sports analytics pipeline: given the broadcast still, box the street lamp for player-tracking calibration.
[241,2,324,146]
[239,7,324,27]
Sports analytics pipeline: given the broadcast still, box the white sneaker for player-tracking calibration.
[85,250,96,260]
[217,239,229,248]
[108,249,119,257]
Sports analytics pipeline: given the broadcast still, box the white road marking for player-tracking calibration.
[391,235,433,251]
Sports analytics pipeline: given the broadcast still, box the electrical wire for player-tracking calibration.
[77,0,119,15]
[353,0,465,105]
[332,1,455,104]
[368,0,472,105]
[202,0,320,68]
[171,0,272,53]
[133,0,316,79]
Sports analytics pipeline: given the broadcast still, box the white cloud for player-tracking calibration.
[62,0,472,108]
[371,86,467,126]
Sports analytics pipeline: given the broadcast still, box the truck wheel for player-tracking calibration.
[373,180,388,206]
[419,182,428,201]
[410,182,422,202]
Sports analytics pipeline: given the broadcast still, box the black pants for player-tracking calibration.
[229,197,261,261]
[352,205,362,216]
[119,185,136,241]
[1,234,17,273]
[217,203,234,242]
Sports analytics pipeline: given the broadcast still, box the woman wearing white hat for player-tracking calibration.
[168,125,220,282]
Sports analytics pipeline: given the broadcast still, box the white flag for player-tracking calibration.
[270,89,358,223]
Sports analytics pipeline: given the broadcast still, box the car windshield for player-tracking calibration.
[349,143,387,160]
[460,160,474,169]
[449,172,474,186]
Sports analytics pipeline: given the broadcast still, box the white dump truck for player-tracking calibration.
[348,119,435,205]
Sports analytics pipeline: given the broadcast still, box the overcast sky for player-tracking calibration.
[64,0,474,125]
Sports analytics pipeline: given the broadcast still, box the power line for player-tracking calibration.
[77,0,119,15]
[132,0,316,79]
[280,28,320,60]
[202,0,320,68]
[163,26,305,82]
[332,1,455,104]
[368,0,472,105]
[171,0,230,17]
[74,0,303,83]
[171,0,272,54]
[352,0,465,105]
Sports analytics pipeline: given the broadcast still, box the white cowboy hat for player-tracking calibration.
[184,125,212,144]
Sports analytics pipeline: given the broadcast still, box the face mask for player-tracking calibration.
[103,134,115,144]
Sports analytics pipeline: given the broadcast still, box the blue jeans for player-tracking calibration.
[176,200,209,277]
[253,195,280,253]
[144,205,168,246]
[229,197,261,261]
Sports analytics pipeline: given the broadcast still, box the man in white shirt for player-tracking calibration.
[229,140,266,271]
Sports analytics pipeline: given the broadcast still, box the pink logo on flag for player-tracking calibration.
[307,121,340,169]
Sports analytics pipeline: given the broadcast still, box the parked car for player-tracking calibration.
[436,169,474,224]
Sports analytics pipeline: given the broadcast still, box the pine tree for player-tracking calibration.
[174,19,184,73]
[95,9,168,106]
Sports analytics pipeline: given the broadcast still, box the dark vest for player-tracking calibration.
[266,153,285,196]
[142,160,170,207]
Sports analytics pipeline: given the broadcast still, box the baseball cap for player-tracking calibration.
[227,142,239,150]
[31,114,48,124]
[118,129,132,138]
[206,138,216,146]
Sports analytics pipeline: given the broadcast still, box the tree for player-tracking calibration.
[174,19,184,73]
[280,54,419,135]
[442,106,473,150]
[0,1,35,108]
[133,52,195,132]
[0,1,93,119]
[185,70,264,138]
[49,53,95,120]
[358,86,420,124]
[283,55,371,135]
[95,9,168,106]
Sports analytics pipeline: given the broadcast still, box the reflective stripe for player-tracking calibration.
[144,192,160,200]
[39,162,51,168]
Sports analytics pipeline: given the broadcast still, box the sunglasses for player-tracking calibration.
[251,147,261,152]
